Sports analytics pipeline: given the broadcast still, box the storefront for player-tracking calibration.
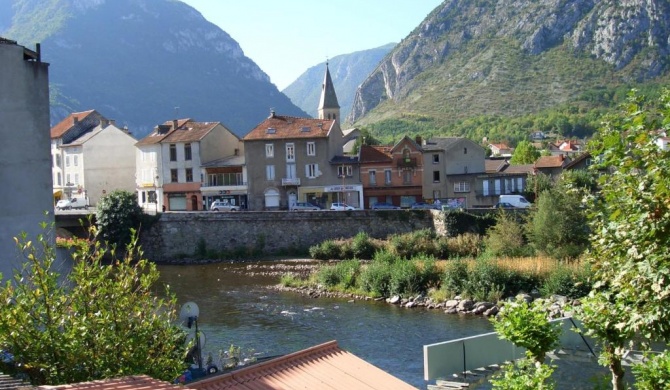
[299,184,364,209]
[201,188,248,210]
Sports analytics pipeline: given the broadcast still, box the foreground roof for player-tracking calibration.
[50,110,98,139]
[38,375,193,390]
[189,340,417,390]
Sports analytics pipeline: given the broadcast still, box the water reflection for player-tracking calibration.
[157,260,493,388]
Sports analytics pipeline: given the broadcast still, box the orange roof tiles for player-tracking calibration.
[189,340,417,390]
[359,145,392,163]
[50,110,97,139]
[244,114,333,141]
[37,375,194,390]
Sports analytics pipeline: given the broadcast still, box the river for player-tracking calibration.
[156,260,494,389]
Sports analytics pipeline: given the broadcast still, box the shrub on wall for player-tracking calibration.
[442,210,496,237]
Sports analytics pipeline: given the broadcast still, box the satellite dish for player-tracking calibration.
[179,302,200,327]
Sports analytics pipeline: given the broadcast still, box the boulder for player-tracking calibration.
[458,299,475,312]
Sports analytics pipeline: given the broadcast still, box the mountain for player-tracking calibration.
[282,43,395,121]
[348,0,670,141]
[1,0,308,137]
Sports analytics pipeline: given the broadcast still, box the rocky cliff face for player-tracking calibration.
[348,0,670,124]
[2,0,307,136]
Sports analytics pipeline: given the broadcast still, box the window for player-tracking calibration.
[494,179,501,195]
[56,155,61,167]
[186,168,193,182]
[286,163,296,178]
[483,180,490,196]
[385,170,392,185]
[464,148,468,154]
[286,143,295,162]
[433,190,441,200]
[170,144,177,161]
[171,169,178,182]
[74,174,79,185]
[433,154,439,164]
[307,142,316,156]
[66,174,71,185]
[265,144,274,158]
[65,156,70,167]
[185,143,192,161]
[454,182,470,192]
[306,163,318,178]
[369,170,376,185]
[403,170,412,184]
[337,165,352,177]
[517,177,523,191]
[433,171,440,182]
[74,155,78,166]
[57,173,61,186]
[266,165,275,180]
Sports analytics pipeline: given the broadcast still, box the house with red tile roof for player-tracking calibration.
[479,158,534,206]
[36,341,416,390]
[487,142,513,157]
[243,64,360,210]
[359,136,424,208]
[51,110,137,206]
[534,154,570,180]
[135,119,243,212]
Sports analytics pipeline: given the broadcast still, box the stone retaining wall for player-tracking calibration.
[139,210,438,262]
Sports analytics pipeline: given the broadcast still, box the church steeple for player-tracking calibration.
[317,61,340,124]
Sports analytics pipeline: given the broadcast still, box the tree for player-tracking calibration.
[526,185,589,260]
[510,140,540,164]
[96,190,143,248]
[579,90,670,390]
[0,224,188,385]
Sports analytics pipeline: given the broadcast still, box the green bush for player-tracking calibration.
[351,232,379,259]
[540,263,592,299]
[372,248,401,265]
[95,190,143,248]
[632,351,670,390]
[315,259,360,289]
[416,255,441,290]
[443,210,496,237]
[446,233,484,258]
[490,353,556,390]
[442,260,470,297]
[359,262,393,297]
[484,211,529,257]
[464,259,507,302]
[309,240,341,260]
[389,260,424,296]
[388,229,437,259]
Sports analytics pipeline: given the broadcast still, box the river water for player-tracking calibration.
[156,260,493,389]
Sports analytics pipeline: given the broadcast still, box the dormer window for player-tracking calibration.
[266,128,276,134]
[301,126,310,132]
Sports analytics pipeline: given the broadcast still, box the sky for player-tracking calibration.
[180,1,443,90]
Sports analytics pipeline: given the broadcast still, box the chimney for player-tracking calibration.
[415,135,422,145]
[172,120,178,130]
[73,117,79,125]
[100,119,109,128]
[269,108,275,118]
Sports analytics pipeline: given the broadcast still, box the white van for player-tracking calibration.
[498,195,531,209]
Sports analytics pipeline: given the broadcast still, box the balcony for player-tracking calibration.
[397,157,418,169]
[282,178,301,186]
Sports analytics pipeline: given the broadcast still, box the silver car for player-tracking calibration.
[210,201,239,212]
[290,202,322,211]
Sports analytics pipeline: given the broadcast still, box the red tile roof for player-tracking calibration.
[135,119,220,146]
[50,110,97,139]
[359,145,392,163]
[190,340,417,390]
[243,114,334,141]
[37,375,194,390]
[534,154,567,168]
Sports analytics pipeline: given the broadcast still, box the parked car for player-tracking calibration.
[371,202,401,210]
[210,201,240,212]
[56,197,88,210]
[493,202,516,209]
[410,202,439,210]
[330,203,356,211]
[290,202,322,211]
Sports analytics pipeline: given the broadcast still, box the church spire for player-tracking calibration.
[318,61,340,124]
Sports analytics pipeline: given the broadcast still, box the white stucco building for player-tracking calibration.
[51,110,137,206]
[0,38,52,278]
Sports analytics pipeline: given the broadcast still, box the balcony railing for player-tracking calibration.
[397,157,418,169]
[282,178,301,186]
